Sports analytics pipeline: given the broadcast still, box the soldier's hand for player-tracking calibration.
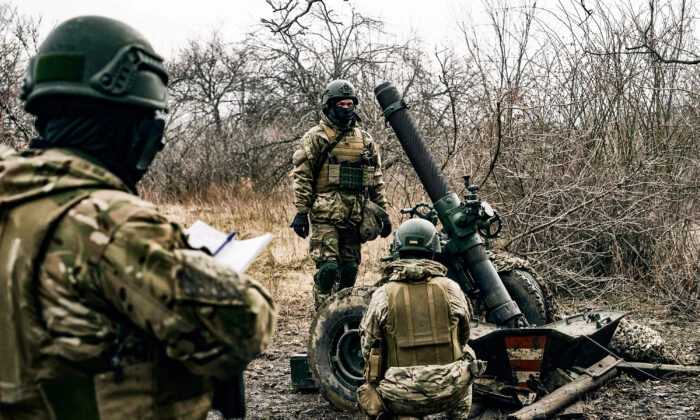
[290,212,309,238]
[380,218,392,238]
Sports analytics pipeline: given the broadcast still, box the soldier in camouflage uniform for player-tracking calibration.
[0,16,276,419]
[290,79,391,309]
[357,219,485,420]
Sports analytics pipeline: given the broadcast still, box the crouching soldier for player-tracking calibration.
[357,219,486,419]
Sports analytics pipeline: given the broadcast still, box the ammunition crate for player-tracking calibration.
[290,352,319,390]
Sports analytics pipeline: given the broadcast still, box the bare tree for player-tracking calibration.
[450,0,699,308]
[143,32,267,198]
[0,5,40,148]
[138,0,698,308]
[579,0,700,64]
[251,2,420,192]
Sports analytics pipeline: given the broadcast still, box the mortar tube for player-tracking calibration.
[374,81,527,327]
[374,82,452,203]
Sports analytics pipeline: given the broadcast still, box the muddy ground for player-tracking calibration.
[241,274,699,420]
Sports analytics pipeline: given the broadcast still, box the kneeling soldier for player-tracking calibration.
[358,219,486,419]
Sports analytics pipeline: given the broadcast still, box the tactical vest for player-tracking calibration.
[314,125,375,193]
[384,278,463,368]
[0,182,210,419]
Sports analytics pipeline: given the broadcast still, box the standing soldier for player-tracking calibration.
[0,16,276,419]
[357,219,486,420]
[290,79,391,309]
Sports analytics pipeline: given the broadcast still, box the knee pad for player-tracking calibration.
[314,260,338,293]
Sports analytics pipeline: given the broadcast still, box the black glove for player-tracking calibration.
[290,212,309,238]
[380,218,392,238]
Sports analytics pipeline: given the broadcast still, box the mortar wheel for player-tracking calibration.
[307,285,376,412]
[496,269,548,326]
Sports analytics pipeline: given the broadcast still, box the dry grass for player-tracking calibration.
[143,182,699,318]
[145,183,389,303]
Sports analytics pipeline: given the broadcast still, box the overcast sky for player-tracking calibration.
[15,0,469,57]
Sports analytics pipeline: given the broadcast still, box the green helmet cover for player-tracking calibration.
[322,79,358,106]
[392,218,442,256]
[21,15,169,114]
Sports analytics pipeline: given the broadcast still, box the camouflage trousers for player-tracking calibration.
[377,386,472,419]
[368,358,482,420]
[358,384,472,420]
[444,385,472,420]
[309,222,362,266]
[310,222,362,308]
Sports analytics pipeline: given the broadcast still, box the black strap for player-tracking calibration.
[381,99,409,121]
[312,129,351,181]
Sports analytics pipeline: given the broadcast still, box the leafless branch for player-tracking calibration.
[579,0,594,22]
[261,0,336,36]
[626,1,700,64]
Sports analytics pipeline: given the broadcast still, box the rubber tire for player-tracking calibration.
[494,269,548,326]
[307,285,376,412]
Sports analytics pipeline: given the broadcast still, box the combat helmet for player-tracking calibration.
[391,218,442,257]
[21,15,169,114]
[322,79,358,106]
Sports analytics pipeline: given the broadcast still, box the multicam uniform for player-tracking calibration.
[0,146,277,419]
[292,113,388,305]
[358,259,481,419]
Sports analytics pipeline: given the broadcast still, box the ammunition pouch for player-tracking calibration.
[328,158,375,191]
[339,163,363,190]
[367,341,384,383]
[360,199,389,243]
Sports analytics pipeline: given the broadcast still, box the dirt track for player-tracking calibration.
[241,275,700,420]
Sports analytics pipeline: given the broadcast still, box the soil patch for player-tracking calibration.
[243,271,700,420]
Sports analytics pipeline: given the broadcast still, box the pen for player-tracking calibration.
[213,230,237,256]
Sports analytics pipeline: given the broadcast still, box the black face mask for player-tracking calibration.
[36,110,165,193]
[328,103,355,127]
[133,112,166,172]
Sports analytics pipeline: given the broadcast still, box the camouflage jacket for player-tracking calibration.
[292,113,387,225]
[0,146,276,417]
[359,259,471,370]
